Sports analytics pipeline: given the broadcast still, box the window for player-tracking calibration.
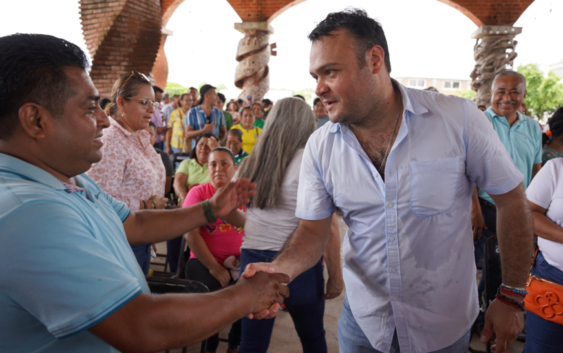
[408,79,425,88]
[443,81,461,90]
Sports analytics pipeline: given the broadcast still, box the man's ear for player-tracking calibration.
[18,103,52,140]
[367,45,385,75]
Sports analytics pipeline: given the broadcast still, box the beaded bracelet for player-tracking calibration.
[149,199,157,209]
[496,290,525,312]
[499,287,527,298]
[500,283,528,294]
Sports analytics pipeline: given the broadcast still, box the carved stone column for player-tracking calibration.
[234,22,276,102]
[470,25,522,108]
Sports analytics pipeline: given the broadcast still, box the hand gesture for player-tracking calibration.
[210,265,232,288]
[322,274,344,300]
[241,262,287,319]
[237,271,290,319]
[472,209,487,241]
[480,299,524,353]
[203,123,214,133]
[209,179,256,218]
[149,195,169,209]
[207,136,220,150]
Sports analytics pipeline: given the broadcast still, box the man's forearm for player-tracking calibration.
[184,128,205,139]
[91,286,253,353]
[273,217,332,281]
[125,204,208,245]
[494,185,534,287]
[324,214,342,278]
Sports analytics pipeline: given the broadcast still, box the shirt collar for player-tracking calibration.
[329,80,428,134]
[486,106,525,123]
[0,153,66,191]
[109,116,133,137]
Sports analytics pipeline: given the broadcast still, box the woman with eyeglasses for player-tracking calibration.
[87,72,168,274]
[167,93,194,154]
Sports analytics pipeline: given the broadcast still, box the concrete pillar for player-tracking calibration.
[470,25,522,108]
[234,22,276,102]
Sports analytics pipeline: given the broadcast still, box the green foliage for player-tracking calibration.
[165,82,190,96]
[456,89,476,100]
[517,64,563,120]
[294,88,315,106]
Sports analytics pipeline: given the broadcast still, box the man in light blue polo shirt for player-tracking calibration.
[0,34,288,353]
[472,71,542,265]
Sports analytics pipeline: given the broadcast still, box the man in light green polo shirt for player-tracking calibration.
[472,71,542,265]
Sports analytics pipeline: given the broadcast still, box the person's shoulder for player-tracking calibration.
[544,157,563,170]
[231,124,243,131]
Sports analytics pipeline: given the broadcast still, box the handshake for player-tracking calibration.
[236,263,291,320]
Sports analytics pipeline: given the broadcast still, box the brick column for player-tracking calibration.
[80,0,162,97]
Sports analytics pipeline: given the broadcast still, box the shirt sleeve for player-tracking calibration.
[183,184,205,208]
[176,159,190,177]
[465,101,524,195]
[79,174,131,222]
[526,159,558,209]
[0,202,142,339]
[187,109,196,128]
[295,137,336,220]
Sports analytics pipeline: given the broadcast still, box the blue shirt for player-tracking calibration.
[478,107,542,204]
[186,106,226,148]
[0,153,149,353]
[296,84,523,353]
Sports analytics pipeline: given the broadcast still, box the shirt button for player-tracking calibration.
[391,268,397,273]
[389,236,395,242]
[393,296,398,301]
[387,202,393,208]
[374,173,379,178]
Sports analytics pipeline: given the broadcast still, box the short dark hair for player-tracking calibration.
[313,97,322,105]
[99,97,111,111]
[308,8,391,73]
[293,95,305,101]
[189,87,197,91]
[190,132,216,161]
[0,34,89,139]
[148,121,156,129]
[227,128,243,142]
[153,85,164,94]
[209,147,236,165]
[217,93,226,103]
[544,107,563,145]
[262,99,272,106]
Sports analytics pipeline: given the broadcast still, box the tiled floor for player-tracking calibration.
[155,214,524,353]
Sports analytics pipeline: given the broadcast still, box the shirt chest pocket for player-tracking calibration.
[409,156,460,218]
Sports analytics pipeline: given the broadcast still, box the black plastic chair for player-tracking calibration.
[146,276,210,353]
[171,152,191,172]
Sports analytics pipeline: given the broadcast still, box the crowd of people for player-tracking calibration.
[2,7,563,353]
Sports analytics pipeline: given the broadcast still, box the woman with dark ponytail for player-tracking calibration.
[542,107,563,165]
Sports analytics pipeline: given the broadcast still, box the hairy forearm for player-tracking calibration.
[493,186,534,287]
[273,217,332,281]
[532,211,563,244]
[125,204,207,245]
[324,214,342,277]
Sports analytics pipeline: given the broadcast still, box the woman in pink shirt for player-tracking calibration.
[183,147,243,353]
[87,72,167,274]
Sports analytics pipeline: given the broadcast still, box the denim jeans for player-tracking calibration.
[131,244,151,275]
[338,295,470,353]
[523,251,563,353]
[238,249,327,353]
[166,235,182,274]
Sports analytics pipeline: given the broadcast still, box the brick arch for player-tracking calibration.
[80,0,162,97]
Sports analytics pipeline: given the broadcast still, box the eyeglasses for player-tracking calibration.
[136,99,159,110]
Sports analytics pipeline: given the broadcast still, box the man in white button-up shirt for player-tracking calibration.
[243,8,533,353]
